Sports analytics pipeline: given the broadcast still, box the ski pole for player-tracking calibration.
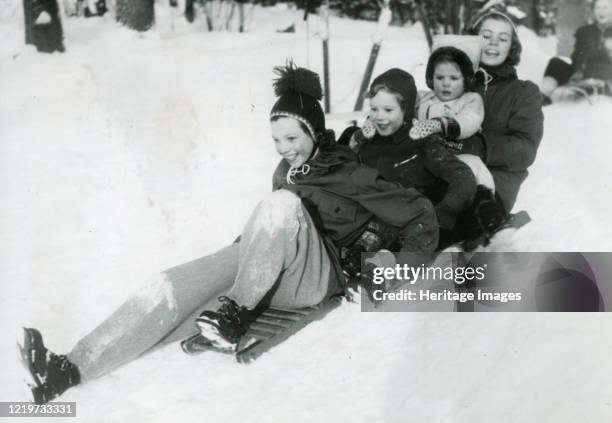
[354,0,392,111]
[320,0,331,112]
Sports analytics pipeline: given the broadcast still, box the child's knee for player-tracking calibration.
[265,189,301,207]
[256,189,304,227]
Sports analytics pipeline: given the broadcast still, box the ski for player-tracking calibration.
[181,295,344,363]
[353,0,392,111]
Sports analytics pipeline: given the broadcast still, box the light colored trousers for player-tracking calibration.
[457,153,495,192]
[67,190,336,382]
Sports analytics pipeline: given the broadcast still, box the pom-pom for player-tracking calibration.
[273,60,323,100]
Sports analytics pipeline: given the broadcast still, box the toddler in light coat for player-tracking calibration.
[411,35,494,191]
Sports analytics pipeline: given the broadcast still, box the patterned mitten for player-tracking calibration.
[409,118,442,140]
[349,118,377,151]
[361,118,376,138]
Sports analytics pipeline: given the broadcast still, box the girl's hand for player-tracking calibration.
[362,118,376,138]
[348,119,377,152]
[409,119,442,140]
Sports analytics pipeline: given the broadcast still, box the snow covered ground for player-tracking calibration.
[1,2,611,422]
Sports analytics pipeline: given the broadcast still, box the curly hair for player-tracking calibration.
[470,12,522,67]
[365,84,409,114]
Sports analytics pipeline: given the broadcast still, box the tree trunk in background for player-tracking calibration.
[116,0,154,31]
[444,0,461,34]
[23,0,65,53]
[556,0,589,57]
[516,0,536,31]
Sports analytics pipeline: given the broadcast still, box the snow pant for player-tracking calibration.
[457,153,495,193]
[67,190,338,382]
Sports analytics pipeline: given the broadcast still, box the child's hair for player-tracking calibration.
[425,46,476,92]
[470,12,522,67]
[365,84,409,114]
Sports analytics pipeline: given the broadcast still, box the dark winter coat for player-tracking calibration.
[345,124,476,232]
[463,63,544,212]
[572,23,612,80]
[272,144,438,257]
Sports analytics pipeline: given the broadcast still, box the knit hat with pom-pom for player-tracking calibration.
[270,61,326,141]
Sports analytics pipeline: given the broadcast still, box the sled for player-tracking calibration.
[181,295,344,363]
[550,81,611,106]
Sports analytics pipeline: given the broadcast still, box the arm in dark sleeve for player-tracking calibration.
[271,160,288,191]
[337,126,359,146]
[348,167,438,252]
[482,82,544,171]
[419,136,477,229]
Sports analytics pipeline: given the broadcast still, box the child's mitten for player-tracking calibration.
[409,118,442,140]
[349,118,377,151]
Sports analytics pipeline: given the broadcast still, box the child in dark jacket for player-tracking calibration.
[339,68,477,242]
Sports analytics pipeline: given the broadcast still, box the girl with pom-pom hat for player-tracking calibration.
[18,62,439,403]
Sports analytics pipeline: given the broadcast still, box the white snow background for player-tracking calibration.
[1,1,611,422]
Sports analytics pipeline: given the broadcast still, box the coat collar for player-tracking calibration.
[375,123,411,145]
[283,143,357,184]
[479,63,517,81]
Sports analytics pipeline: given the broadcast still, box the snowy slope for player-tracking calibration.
[1,2,612,422]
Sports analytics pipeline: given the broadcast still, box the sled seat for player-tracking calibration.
[181,295,344,363]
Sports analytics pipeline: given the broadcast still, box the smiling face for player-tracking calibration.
[594,0,612,26]
[368,89,405,136]
[271,117,315,168]
[478,17,514,67]
[432,61,465,102]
